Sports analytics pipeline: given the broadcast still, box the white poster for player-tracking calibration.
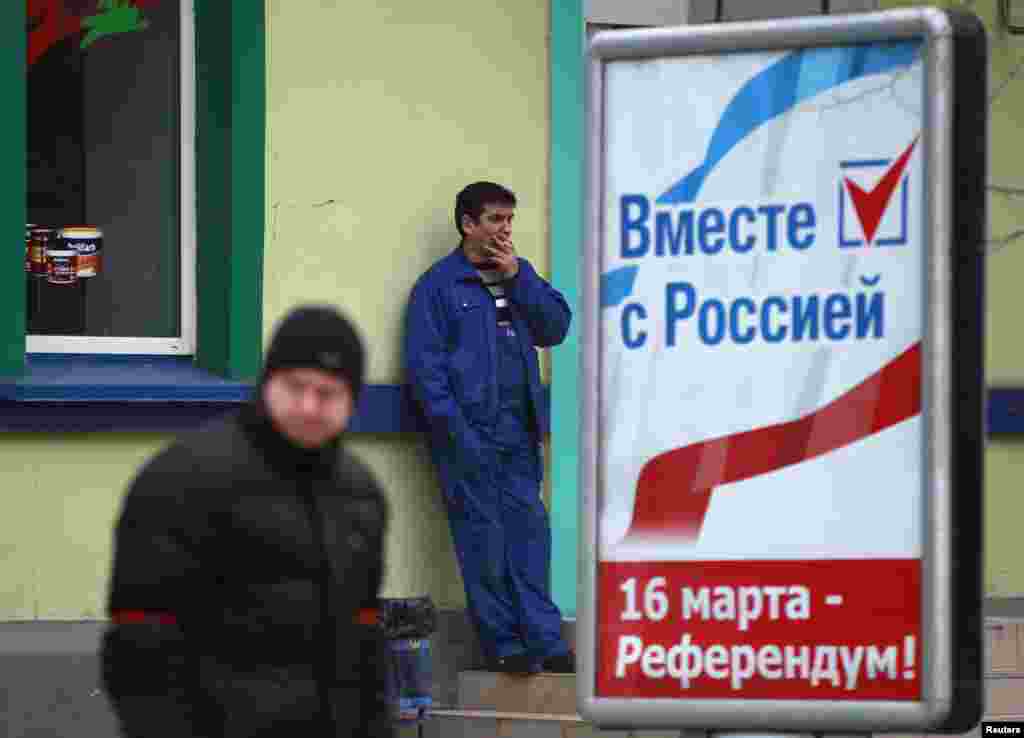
[594,41,926,701]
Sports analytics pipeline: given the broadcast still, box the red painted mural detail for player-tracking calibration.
[27,0,164,67]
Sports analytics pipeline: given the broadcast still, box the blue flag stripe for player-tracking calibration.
[657,42,920,205]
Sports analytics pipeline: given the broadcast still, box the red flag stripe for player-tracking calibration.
[625,342,921,543]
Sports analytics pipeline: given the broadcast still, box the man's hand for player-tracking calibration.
[487,235,519,279]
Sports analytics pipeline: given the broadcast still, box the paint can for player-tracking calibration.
[29,227,55,277]
[61,226,103,277]
[46,249,78,286]
[24,224,36,274]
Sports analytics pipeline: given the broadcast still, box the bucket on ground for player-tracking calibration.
[378,596,438,722]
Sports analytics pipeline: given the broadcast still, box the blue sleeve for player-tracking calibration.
[403,277,483,462]
[503,259,572,347]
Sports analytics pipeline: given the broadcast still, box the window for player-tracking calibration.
[25,0,195,354]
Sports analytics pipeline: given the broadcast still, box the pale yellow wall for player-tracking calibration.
[957,0,1024,597]
[0,435,172,619]
[264,0,550,606]
[345,435,465,606]
[879,0,1024,595]
[20,0,1024,621]
[263,0,550,377]
[0,1,550,620]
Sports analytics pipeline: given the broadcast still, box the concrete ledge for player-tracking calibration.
[431,709,585,723]
[458,672,576,715]
[0,622,117,738]
[1,608,1022,735]
[984,597,1024,619]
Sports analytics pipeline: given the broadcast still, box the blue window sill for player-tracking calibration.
[0,355,552,434]
[0,354,251,432]
[0,355,252,403]
[0,354,1013,436]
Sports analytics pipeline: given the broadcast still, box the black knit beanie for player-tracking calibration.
[262,305,366,400]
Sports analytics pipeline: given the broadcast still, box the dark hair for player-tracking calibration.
[454,182,517,238]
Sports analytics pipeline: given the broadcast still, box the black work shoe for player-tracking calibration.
[542,650,576,674]
[487,653,540,675]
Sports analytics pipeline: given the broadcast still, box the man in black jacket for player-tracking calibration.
[100,305,392,738]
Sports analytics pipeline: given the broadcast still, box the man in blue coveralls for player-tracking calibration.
[404,182,575,674]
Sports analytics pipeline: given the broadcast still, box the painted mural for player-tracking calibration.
[28,0,164,67]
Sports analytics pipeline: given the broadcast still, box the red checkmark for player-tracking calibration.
[844,136,919,246]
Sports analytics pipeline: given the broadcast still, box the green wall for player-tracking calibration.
[549,0,584,619]
[0,0,25,375]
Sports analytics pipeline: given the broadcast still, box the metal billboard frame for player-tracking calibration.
[578,7,986,733]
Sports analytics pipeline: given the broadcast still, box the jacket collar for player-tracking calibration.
[440,244,488,283]
[238,395,341,480]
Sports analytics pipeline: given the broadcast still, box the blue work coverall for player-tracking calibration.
[404,246,572,662]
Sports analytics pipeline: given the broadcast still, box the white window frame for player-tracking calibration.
[27,0,196,356]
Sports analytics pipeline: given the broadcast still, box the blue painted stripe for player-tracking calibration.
[0,402,244,433]
[0,356,1017,437]
[0,384,551,434]
[987,389,1024,435]
[601,265,639,307]
[0,356,552,434]
[0,355,251,402]
[657,41,920,205]
[4,385,1020,436]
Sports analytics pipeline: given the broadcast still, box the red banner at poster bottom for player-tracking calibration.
[597,560,921,700]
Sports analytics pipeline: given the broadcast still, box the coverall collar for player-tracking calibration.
[447,245,491,283]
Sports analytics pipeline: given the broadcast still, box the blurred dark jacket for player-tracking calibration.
[100,399,392,738]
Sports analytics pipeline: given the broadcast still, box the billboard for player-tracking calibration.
[578,8,986,733]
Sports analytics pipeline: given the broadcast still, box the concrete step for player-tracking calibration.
[417,710,995,738]
[452,669,1024,734]
[986,619,1024,673]
[458,670,577,715]
[985,674,1024,717]
[438,618,1024,735]
[409,710,998,738]
[418,709,681,738]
